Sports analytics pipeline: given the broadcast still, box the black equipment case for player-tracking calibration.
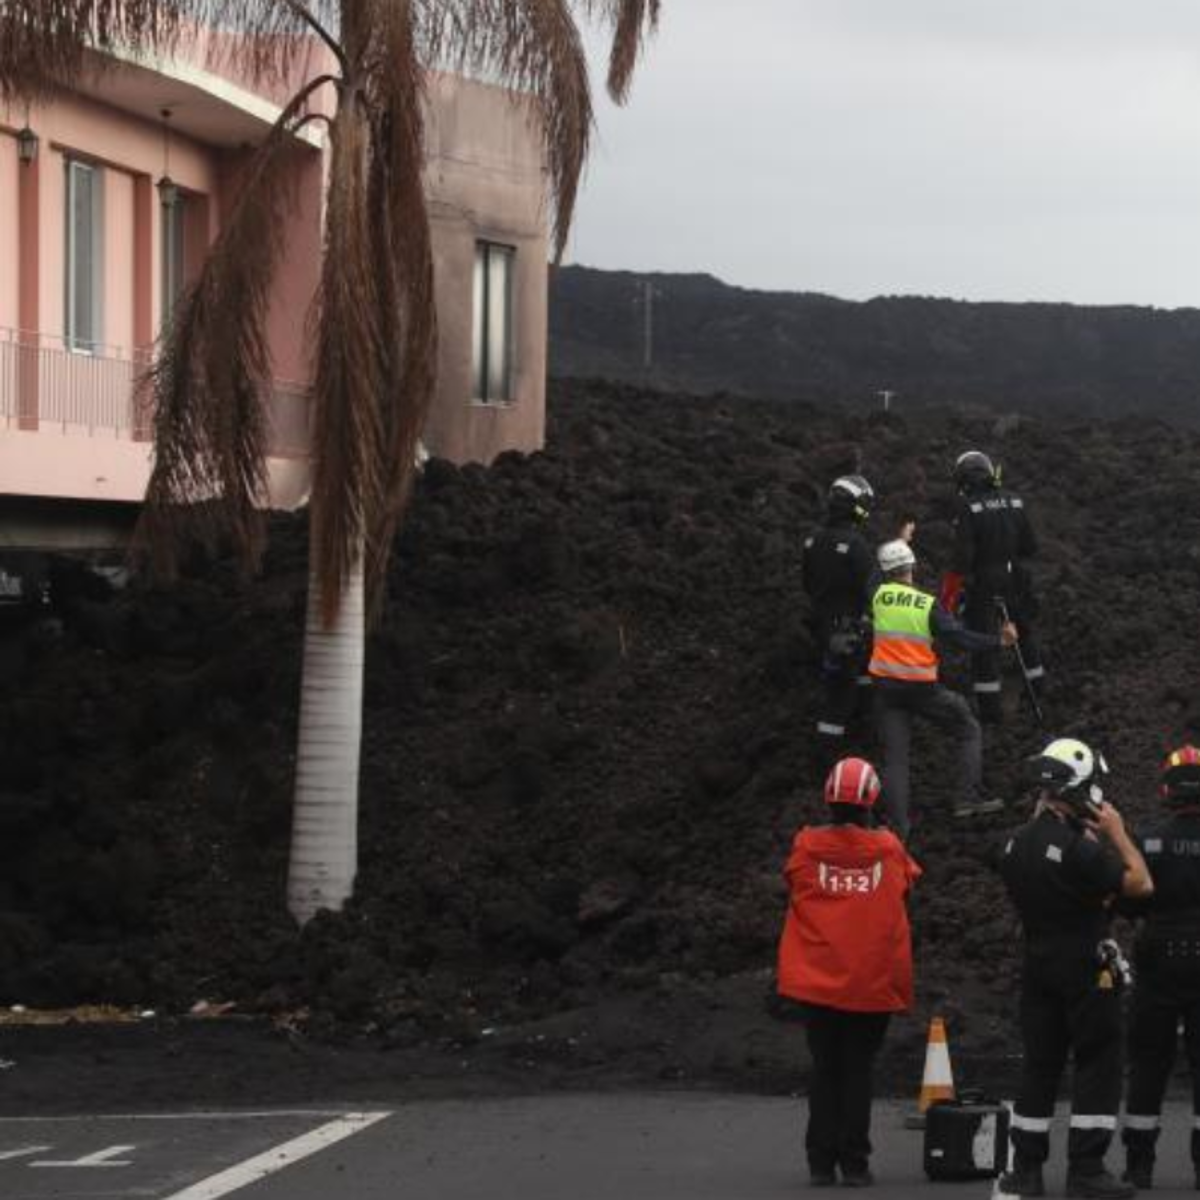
[923,1097,1010,1181]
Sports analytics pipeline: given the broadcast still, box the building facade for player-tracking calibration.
[0,38,549,559]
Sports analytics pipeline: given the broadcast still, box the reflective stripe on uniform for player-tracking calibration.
[1025,666,1046,680]
[1123,1114,1161,1131]
[876,632,933,648]
[817,722,846,736]
[857,676,872,687]
[872,660,938,680]
[1011,1113,1052,1132]
[869,582,939,683]
[973,681,1002,693]
[1069,1115,1117,1131]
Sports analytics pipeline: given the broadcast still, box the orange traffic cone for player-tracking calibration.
[905,1015,955,1129]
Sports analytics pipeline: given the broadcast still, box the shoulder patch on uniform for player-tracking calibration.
[804,537,814,548]
[969,502,983,514]
[1011,497,1024,508]
[1003,838,1014,856]
[1144,837,1163,855]
[836,542,849,554]
[1045,844,1063,863]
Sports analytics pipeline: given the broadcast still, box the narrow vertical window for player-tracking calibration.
[472,241,515,403]
[161,192,187,330]
[64,159,103,352]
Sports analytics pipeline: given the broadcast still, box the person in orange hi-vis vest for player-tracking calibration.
[776,756,922,1188]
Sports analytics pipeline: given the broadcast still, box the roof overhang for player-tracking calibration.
[75,45,324,151]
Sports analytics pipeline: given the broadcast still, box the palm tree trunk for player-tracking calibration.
[286,553,365,924]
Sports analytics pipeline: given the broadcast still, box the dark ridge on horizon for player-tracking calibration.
[550,264,1200,423]
[561,262,1200,314]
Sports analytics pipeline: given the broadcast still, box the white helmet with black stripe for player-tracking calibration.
[828,474,874,524]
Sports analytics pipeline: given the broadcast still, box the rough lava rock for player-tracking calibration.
[0,378,1198,1091]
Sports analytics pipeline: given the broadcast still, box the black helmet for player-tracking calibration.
[954,450,998,494]
[828,475,874,523]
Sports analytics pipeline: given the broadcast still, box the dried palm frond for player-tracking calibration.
[362,0,439,616]
[136,78,334,579]
[308,83,389,625]
[0,0,336,100]
[578,0,660,101]
[598,0,660,102]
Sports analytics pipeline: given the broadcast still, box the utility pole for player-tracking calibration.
[642,280,655,372]
[878,389,896,413]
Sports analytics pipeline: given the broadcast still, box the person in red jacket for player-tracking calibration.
[776,757,922,1187]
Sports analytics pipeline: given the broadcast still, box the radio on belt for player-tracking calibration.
[923,1094,1010,1181]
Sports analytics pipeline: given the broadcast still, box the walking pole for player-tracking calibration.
[994,597,1044,727]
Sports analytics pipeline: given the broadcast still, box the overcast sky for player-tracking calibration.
[569,0,1200,309]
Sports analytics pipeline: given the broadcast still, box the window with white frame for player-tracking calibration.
[472,241,515,404]
[64,158,104,353]
[161,193,187,330]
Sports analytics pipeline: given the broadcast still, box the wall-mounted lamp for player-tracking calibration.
[157,174,180,209]
[157,108,179,208]
[16,125,38,165]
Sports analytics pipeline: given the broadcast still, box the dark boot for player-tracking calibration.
[838,1166,874,1188]
[1065,1167,1135,1199]
[1123,1155,1153,1189]
[996,1162,1045,1197]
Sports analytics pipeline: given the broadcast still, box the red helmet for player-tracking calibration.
[1161,745,1200,805]
[825,757,882,808]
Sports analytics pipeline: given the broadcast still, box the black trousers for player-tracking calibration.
[874,683,983,839]
[1011,946,1122,1173]
[804,1006,891,1174]
[816,632,871,765]
[1122,970,1200,1169]
[964,589,1044,724]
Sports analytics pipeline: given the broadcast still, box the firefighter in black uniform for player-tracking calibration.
[938,449,1045,723]
[1121,745,1200,1190]
[802,475,876,767]
[998,737,1153,1200]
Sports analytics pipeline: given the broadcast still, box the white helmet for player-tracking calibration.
[1029,737,1109,809]
[877,539,916,575]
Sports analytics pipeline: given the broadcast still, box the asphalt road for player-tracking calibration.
[3,1096,1200,1199]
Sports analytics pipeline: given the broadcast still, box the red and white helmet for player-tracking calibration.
[1161,745,1200,805]
[824,757,882,808]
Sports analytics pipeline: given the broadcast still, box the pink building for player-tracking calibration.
[0,39,549,562]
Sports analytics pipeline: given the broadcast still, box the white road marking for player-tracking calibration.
[33,1144,136,1167]
[0,1108,364,1123]
[158,1111,390,1200]
[0,1145,50,1161]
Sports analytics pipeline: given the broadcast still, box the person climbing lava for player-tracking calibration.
[802,475,876,768]
[869,537,1016,838]
[938,449,1045,723]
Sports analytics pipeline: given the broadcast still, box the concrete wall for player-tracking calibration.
[423,75,549,465]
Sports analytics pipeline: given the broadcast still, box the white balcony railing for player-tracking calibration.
[0,328,311,459]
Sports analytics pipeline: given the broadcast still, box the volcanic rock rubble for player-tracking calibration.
[1,378,1199,1087]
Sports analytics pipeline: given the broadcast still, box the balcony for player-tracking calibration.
[0,329,312,507]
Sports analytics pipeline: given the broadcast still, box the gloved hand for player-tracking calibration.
[938,571,965,613]
[1097,938,1133,988]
